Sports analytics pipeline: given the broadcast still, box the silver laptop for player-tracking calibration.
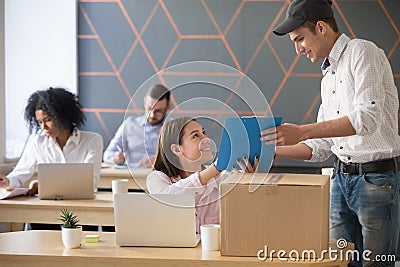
[114,193,200,247]
[38,163,94,200]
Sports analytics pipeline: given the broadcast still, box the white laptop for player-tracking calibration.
[38,163,94,200]
[114,193,200,247]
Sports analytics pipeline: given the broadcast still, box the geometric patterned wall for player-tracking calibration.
[78,0,400,168]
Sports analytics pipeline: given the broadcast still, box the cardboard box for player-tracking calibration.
[220,173,329,257]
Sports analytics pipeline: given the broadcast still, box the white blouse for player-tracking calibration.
[146,170,231,233]
[6,130,103,190]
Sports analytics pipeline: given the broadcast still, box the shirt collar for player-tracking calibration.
[322,33,350,74]
[139,114,165,127]
[321,58,330,71]
[139,115,147,126]
[47,129,80,147]
[68,129,81,145]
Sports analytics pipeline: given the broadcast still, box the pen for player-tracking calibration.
[116,144,123,153]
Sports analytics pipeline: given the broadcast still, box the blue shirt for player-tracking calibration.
[103,116,163,164]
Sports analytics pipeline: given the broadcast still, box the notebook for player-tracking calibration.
[0,188,29,200]
[216,116,282,172]
[38,163,94,200]
[114,193,200,247]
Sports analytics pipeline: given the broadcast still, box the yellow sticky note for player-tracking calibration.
[85,234,99,243]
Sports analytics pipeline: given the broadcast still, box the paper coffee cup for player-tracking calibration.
[112,179,129,195]
[200,224,220,251]
[321,167,333,177]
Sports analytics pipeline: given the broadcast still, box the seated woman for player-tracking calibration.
[146,117,256,233]
[0,87,103,193]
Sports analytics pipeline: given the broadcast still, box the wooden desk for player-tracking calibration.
[0,192,114,226]
[99,165,151,191]
[0,231,348,267]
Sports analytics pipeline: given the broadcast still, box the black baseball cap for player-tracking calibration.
[273,0,334,36]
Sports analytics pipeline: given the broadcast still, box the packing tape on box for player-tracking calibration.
[266,174,284,185]
[264,174,284,195]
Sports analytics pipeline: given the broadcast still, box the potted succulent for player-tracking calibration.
[59,207,82,248]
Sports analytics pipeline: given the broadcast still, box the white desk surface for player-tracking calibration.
[0,231,348,267]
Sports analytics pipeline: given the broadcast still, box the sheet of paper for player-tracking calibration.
[0,187,29,200]
[113,163,139,169]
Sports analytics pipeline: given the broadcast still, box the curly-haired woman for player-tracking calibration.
[0,87,103,193]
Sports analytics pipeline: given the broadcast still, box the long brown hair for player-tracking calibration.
[153,117,195,177]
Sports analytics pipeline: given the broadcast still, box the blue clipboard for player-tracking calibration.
[216,116,282,172]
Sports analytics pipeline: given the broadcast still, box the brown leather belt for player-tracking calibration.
[336,156,400,175]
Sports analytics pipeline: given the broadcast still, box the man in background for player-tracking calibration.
[103,84,170,168]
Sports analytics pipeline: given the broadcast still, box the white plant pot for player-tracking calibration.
[61,226,82,248]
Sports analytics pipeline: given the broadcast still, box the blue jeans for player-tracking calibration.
[330,168,400,267]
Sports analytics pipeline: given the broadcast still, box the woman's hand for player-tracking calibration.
[27,180,38,196]
[233,156,258,173]
[0,174,10,188]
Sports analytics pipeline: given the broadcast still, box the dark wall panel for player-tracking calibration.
[78,0,400,169]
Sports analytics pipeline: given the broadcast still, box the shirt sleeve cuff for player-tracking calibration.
[7,177,18,190]
[191,172,205,188]
[347,111,361,135]
[301,140,320,162]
